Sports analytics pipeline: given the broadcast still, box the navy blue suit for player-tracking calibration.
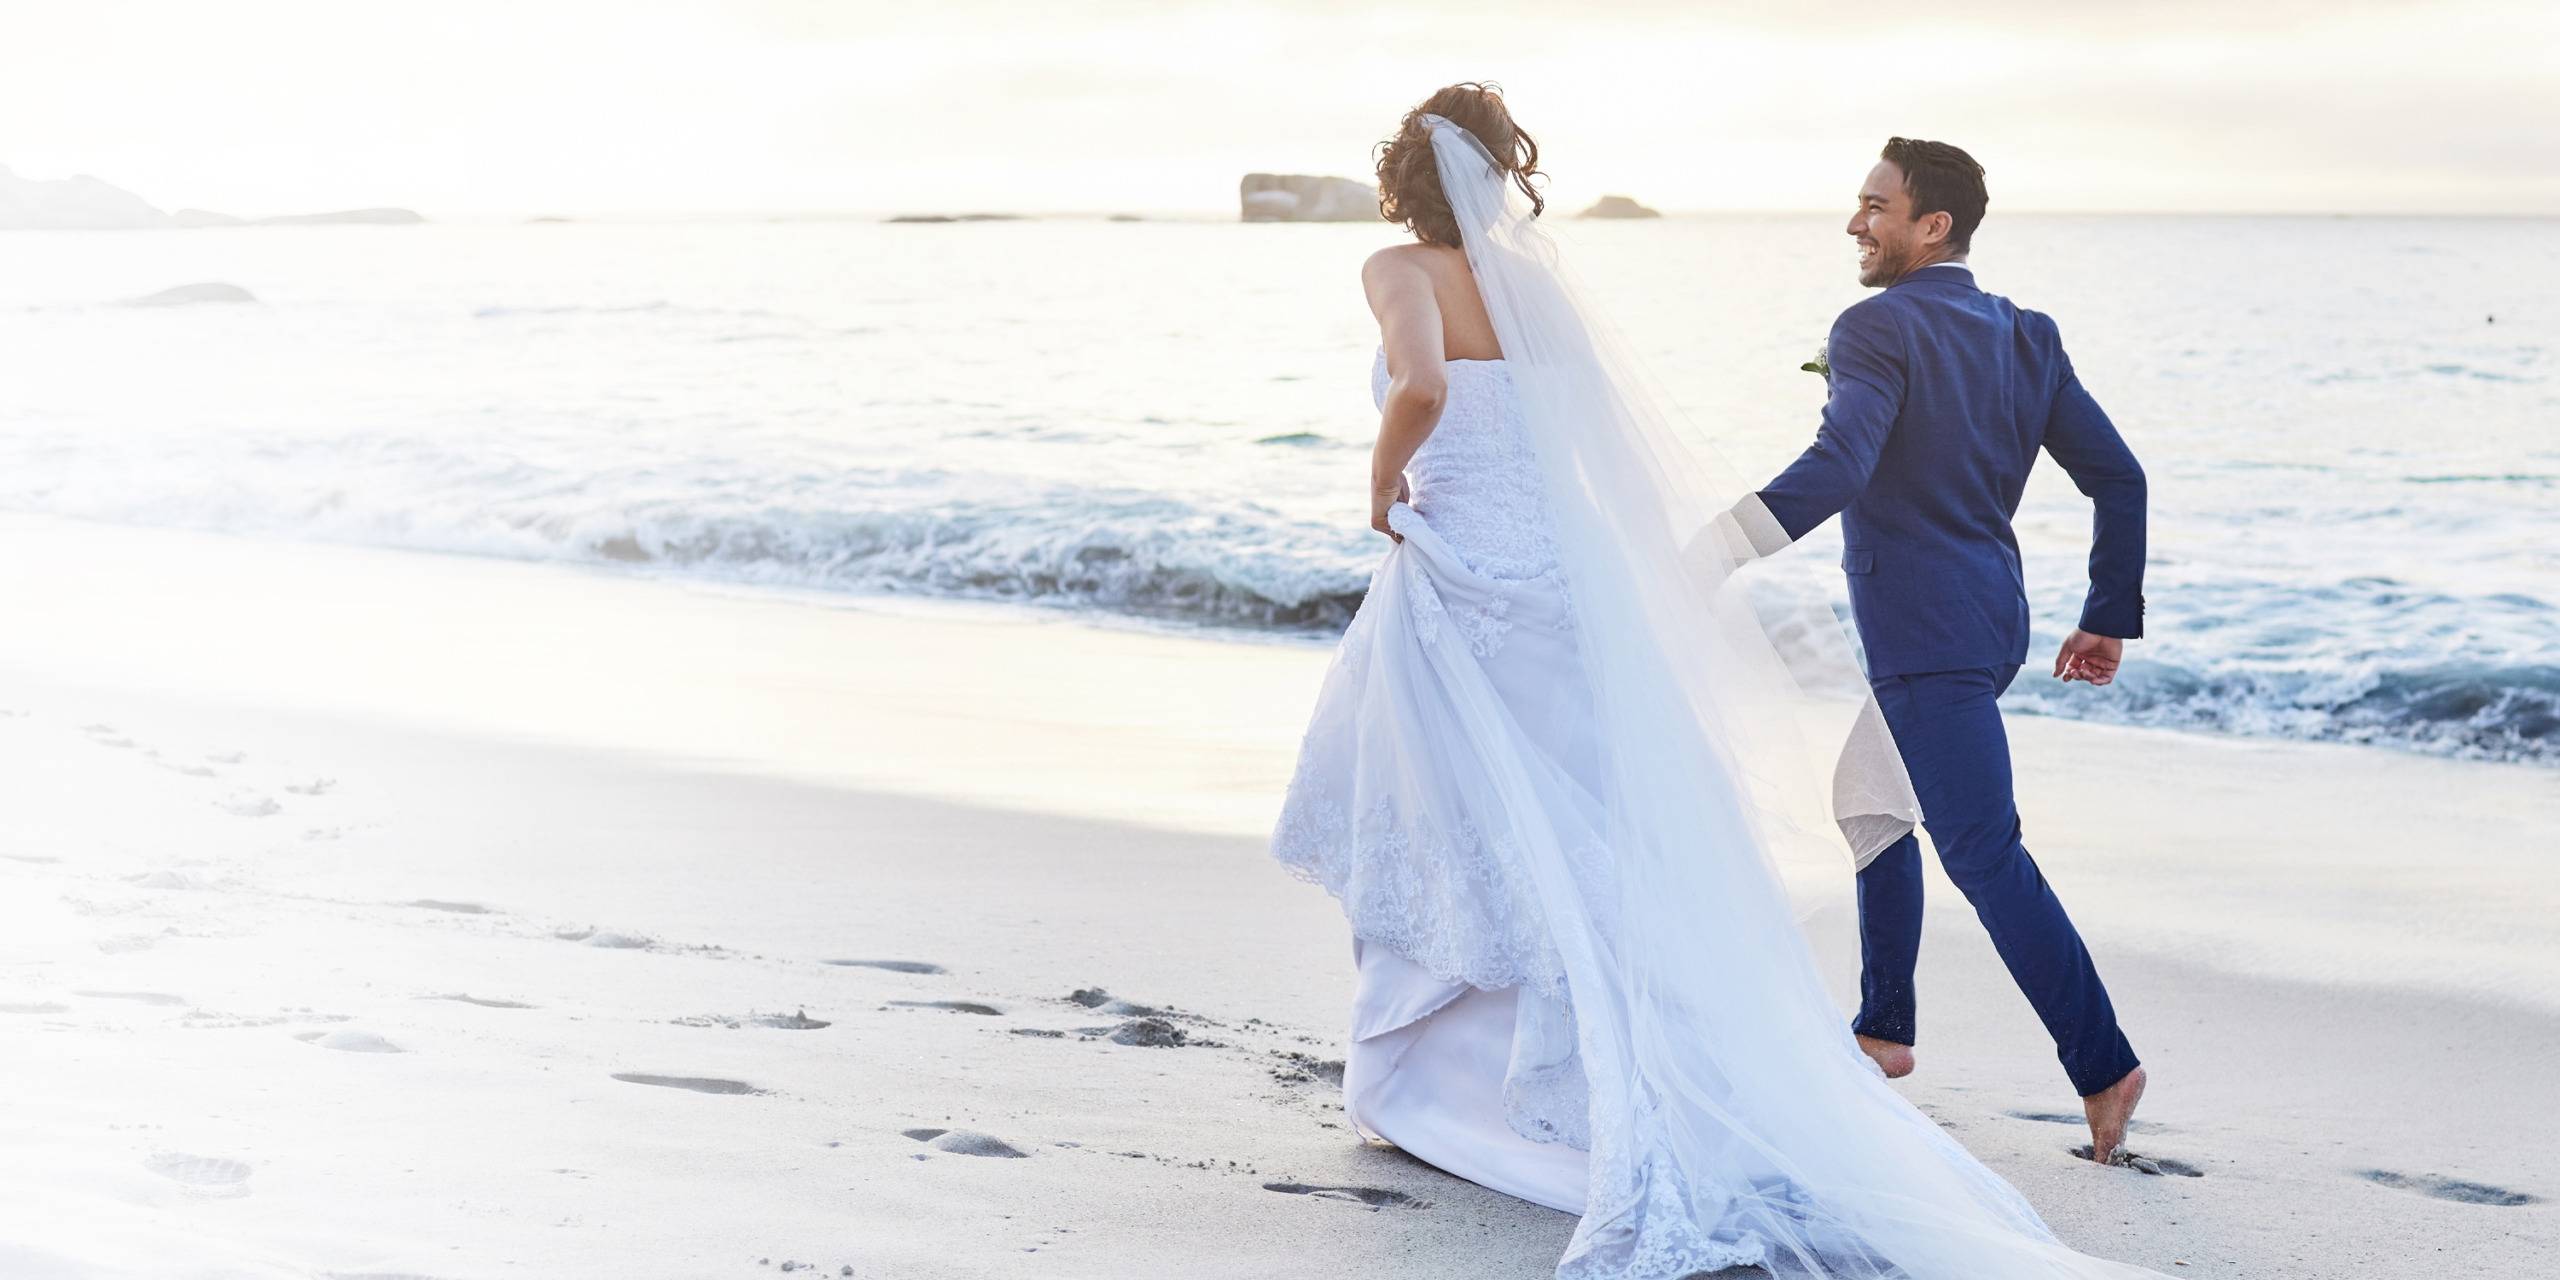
[1759,263,2146,1097]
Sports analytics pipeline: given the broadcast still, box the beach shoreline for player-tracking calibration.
[1,514,2552,1277]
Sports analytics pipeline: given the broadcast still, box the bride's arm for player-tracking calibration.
[1361,249,1449,540]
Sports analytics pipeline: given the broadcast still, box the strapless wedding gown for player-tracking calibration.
[1274,350,1596,1212]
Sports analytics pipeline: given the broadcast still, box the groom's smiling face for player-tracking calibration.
[1849,160,1954,288]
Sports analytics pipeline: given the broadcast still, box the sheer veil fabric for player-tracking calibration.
[1279,117,2164,1279]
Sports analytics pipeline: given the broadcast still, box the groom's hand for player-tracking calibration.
[2052,630,2123,685]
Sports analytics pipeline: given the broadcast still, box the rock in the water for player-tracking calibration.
[258,207,423,226]
[1578,195,1662,219]
[1240,174,1381,223]
[124,282,256,307]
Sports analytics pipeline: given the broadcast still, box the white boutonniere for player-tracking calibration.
[1800,340,1829,380]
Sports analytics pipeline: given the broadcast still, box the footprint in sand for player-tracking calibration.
[1068,987,1163,1016]
[674,1010,832,1030]
[1263,1182,1423,1210]
[2007,1109,2163,1135]
[902,1128,1028,1158]
[1093,1018,1188,1047]
[824,959,946,974]
[144,1152,253,1198]
[74,990,187,1006]
[298,1029,404,1053]
[613,1073,760,1095]
[752,1010,831,1029]
[1270,1052,1345,1085]
[2068,1144,2203,1177]
[408,900,492,914]
[887,1000,1001,1016]
[2360,1170,2537,1205]
[556,927,653,949]
[219,794,281,818]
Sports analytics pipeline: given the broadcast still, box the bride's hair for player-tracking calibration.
[1375,82,1543,247]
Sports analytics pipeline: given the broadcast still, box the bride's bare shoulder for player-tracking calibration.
[1362,242,1465,285]
[1363,242,1429,275]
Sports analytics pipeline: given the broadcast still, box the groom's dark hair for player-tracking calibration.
[1880,138,1987,253]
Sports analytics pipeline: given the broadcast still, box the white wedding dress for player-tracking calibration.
[1272,117,2163,1280]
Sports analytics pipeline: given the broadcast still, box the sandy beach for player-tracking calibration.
[2,511,2554,1279]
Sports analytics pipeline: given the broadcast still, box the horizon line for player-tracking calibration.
[68,207,2544,225]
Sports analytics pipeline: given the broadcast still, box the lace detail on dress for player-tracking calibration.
[1374,351,1563,582]
[1273,776,1569,998]
[1504,984,1591,1149]
[1560,1150,1766,1280]
[1406,572,1447,647]
[1453,592,1513,658]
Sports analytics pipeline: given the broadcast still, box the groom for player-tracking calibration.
[1742,138,2150,1162]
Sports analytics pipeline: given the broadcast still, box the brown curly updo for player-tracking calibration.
[1375,82,1544,248]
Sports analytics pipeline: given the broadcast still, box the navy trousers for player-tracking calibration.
[1853,665,2140,1098]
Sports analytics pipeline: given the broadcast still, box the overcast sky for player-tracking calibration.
[1,0,2551,217]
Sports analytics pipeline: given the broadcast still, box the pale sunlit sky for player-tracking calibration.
[1,0,2553,218]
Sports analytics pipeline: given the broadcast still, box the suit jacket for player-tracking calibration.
[1757,265,2147,678]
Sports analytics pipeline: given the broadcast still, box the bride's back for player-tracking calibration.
[1378,242,1503,362]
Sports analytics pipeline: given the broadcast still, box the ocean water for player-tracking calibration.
[0,214,2554,762]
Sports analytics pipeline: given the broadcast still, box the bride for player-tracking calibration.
[1271,84,2160,1279]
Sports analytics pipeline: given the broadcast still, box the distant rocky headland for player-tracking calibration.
[1240,175,1381,223]
[1578,195,1662,219]
[0,164,420,230]
[123,282,257,307]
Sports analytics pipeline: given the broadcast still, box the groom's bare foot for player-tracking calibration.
[1856,1034,1914,1079]
[2083,1066,2147,1164]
